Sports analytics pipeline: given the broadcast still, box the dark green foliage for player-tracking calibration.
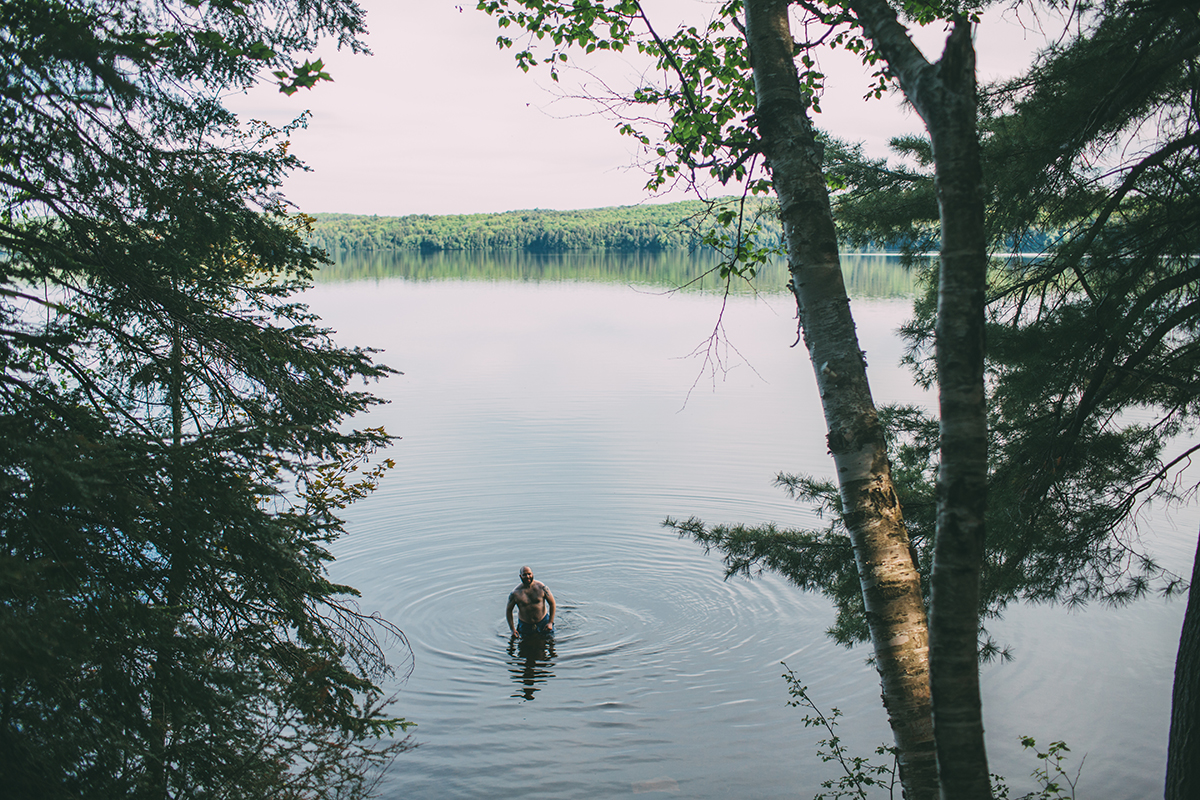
[1,416,409,799]
[0,1,413,797]
[826,135,940,259]
[901,0,1200,605]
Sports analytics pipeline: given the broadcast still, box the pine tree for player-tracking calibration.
[0,2,413,797]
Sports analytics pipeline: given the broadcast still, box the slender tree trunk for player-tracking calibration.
[743,3,936,798]
[847,5,992,798]
[1166,528,1200,800]
[926,47,991,799]
[149,325,188,800]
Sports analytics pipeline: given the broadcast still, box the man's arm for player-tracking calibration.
[543,585,556,629]
[505,594,518,636]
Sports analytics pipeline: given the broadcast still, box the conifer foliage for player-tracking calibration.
[0,2,412,798]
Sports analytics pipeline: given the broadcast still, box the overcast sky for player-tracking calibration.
[226,1,1057,217]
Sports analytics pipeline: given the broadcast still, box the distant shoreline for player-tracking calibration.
[306,199,785,254]
[304,198,1047,257]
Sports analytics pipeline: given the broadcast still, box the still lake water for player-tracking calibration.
[305,250,1196,799]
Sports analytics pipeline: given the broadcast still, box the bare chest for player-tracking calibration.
[511,586,545,609]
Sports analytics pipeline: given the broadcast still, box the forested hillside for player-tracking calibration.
[308,200,784,253]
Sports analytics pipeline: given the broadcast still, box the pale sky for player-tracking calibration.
[227,1,1055,217]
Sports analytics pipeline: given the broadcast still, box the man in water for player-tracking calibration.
[506,566,555,637]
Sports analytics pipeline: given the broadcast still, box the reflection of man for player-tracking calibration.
[507,633,557,701]
[506,566,555,637]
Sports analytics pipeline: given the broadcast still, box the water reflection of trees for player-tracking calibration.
[506,634,558,701]
[315,250,922,299]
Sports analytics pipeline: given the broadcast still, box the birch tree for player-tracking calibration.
[741,2,938,795]
[740,2,944,796]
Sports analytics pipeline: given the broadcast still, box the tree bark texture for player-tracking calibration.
[1166,529,1200,800]
[743,2,937,798]
[847,4,992,798]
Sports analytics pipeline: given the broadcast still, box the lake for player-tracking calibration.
[304,250,1195,800]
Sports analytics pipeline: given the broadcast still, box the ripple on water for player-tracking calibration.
[305,274,1191,800]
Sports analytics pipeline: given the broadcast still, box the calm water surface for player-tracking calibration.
[305,252,1196,800]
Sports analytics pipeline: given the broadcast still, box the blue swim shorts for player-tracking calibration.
[517,612,553,636]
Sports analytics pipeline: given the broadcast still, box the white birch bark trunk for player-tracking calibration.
[742,3,936,798]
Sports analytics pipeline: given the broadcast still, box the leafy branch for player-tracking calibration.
[782,664,899,800]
